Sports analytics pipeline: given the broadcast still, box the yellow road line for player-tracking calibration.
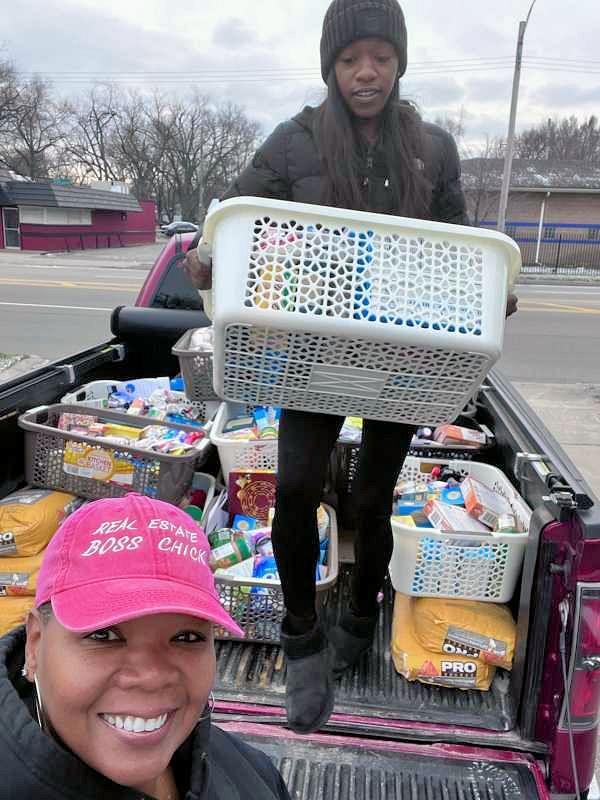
[0,278,140,291]
[519,300,600,315]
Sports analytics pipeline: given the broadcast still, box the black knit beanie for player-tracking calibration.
[320,0,407,82]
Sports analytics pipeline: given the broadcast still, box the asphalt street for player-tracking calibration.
[1,247,599,383]
[0,250,152,360]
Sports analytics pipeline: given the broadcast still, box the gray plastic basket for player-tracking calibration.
[172,329,220,402]
[213,504,339,644]
[19,404,209,504]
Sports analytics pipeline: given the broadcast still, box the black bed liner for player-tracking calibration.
[221,723,545,799]
[214,566,516,732]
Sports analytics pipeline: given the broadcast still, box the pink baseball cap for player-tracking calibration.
[36,493,244,637]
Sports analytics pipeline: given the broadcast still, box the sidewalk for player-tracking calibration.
[515,381,600,499]
[0,242,163,271]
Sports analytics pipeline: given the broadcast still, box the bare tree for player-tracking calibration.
[516,115,600,161]
[0,77,69,179]
[434,107,468,154]
[461,137,505,226]
[0,59,20,137]
[64,84,121,183]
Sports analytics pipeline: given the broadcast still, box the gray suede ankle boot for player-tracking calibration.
[329,609,378,679]
[280,620,335,733]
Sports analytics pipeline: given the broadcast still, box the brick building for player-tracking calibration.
[460,159,600,268]
[0,174,155,252]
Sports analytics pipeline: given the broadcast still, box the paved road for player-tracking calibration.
[0,265,146,359]
[1,252,599,382]
[500,284,600,382]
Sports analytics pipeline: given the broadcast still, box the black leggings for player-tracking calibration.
[271,409,415,621]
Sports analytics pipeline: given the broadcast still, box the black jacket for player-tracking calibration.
[0,627,290,800]
[221,105,468,224]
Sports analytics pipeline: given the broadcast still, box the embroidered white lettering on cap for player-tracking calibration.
[34,493,245,637]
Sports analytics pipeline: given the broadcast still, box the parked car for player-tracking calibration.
[2,232,599,799]
[160,220,199,237]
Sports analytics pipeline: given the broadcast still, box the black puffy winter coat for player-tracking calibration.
[221,105,468,224]
[0,627,291,800]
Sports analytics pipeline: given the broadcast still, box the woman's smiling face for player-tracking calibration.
[25,611,215,792]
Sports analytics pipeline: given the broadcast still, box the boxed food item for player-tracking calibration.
[391,593,496,690]
[461,477,513,529]
[228,470,277,525]
[0,596,35,636]
[412,597,516,669]
[424,500,490,534]
[0,488,83,557]
[434,425,488,447]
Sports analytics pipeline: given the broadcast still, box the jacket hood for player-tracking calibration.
[0,626,211,799]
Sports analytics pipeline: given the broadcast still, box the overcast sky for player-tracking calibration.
[3,0,600,150]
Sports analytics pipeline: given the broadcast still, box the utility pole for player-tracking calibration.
[497,0,537,233]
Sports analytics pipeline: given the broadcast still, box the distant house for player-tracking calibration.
[460,159,600,268]
[0,176,155,252]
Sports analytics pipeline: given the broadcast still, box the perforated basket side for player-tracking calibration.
[19,404,202,503]
[173,329,220,402]
[210,402,278,481]
[388,456,531,603]
[214,505,339,644]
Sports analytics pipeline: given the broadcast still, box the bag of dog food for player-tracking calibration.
[391,593,496,691]
[412,596,516,669]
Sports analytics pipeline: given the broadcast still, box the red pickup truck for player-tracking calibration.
[1,231,599,799]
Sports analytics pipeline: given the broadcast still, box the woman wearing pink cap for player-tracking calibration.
[0,494,291,799]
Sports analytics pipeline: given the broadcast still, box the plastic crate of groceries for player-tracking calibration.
[61,378,220,423]
[172,328,220,403]
[334,417,495,529]
[388,457,531,604]
[19,404,211,504]
[182,472,217,527]
[213,504,339,644]
[210,402,278,482]
[199,197,521,426]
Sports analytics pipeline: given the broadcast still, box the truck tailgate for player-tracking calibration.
[221,722,548,799]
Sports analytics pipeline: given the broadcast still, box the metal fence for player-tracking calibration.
[480,222,600,276]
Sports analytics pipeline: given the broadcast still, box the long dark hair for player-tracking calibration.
[315,72,432,217]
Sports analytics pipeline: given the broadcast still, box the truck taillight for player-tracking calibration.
[561,585,600,731]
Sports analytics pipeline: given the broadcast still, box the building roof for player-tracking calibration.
[460,159,600,192]
[0,181,142,212]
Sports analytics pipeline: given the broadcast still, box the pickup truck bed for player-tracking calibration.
[1,293,599,798]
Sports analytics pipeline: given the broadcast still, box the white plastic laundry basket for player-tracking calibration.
[388,457,531,603]
[202,197,521,426]
[210,402,278,482]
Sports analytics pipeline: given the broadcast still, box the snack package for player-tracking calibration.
[208,530,253,571]
[391,593,496,691]
[460,477,514,530]
[214,557,255,580]
[412,597,516,669]
[0,596,35,636]
[433,425,487,447]
[0,488,83,557]
[0,551,45,596]
[424,500,490,533]
[232,515,260,533]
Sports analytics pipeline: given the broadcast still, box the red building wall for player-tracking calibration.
[18,200,156,251]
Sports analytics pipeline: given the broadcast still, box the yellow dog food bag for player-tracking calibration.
[0,550,45,597]
[391,593,496,691]
[0,597,35,636]
[0,488,82,557]
[412,597,516,669]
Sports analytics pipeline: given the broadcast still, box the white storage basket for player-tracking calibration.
[203,198,521,426]
[210,402,278,482]
[389,457,531,603]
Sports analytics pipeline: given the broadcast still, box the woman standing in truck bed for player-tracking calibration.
[185,0,517,736]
